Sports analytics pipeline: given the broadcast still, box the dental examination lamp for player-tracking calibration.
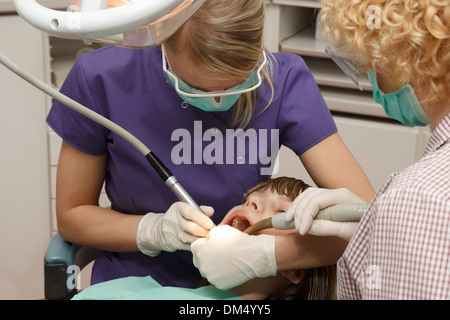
[0,0,206,212]
[13,0,205,48]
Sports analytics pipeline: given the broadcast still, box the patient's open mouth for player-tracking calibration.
[224,210,252,232]
[230,216,251,232]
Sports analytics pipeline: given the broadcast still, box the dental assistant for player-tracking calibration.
[193,0,450,299]
[47,0,374,288]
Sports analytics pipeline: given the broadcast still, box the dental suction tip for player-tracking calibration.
[244,211,293,235]
[243,218,273,235]
[243,203,368,235]
[242,211,293,235]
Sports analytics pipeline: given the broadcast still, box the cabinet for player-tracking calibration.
[266,0,432,190]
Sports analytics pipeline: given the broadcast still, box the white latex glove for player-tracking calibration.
[285,188,366,241]
[137,202,215,257]
[191,225,277,290]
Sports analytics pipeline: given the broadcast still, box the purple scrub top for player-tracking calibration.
[46,46,337,288]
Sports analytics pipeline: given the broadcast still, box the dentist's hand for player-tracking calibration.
[285,188,366,241]
[137,202,215,257]
[191,225,277,290]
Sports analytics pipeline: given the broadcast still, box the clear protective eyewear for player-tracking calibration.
[162,45,268,98]
[325,45,367,91]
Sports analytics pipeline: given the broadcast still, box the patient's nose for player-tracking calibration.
[245,197,263,213]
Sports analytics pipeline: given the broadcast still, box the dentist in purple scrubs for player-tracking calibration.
[47,0,374,288]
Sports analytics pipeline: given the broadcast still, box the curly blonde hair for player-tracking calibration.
[319,0,450,108]
[164,0,274,128]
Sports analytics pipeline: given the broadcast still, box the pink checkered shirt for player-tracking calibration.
[338,113,450,299]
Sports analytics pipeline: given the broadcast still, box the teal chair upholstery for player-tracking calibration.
[44,233,98,300]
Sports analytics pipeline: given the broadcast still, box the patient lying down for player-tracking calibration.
[73,177,336,300]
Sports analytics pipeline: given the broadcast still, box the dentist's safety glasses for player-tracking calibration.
[325,45,367,91]
[13,0,206,48]
[162,45,268,98]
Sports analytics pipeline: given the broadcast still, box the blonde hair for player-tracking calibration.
[164,0,274,128]
[319,0,450,108]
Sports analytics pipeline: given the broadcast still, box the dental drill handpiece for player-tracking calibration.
[145,152,204,213]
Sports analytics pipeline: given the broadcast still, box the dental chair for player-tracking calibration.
[44,233,98,300]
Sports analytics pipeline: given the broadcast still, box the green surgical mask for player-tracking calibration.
[369,71,430,127]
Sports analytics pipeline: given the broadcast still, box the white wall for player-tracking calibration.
[0,15,51,300]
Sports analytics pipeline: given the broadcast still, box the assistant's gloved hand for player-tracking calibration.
[137,202,215,257]
[285,188,366,241]
[191,225,277,290]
